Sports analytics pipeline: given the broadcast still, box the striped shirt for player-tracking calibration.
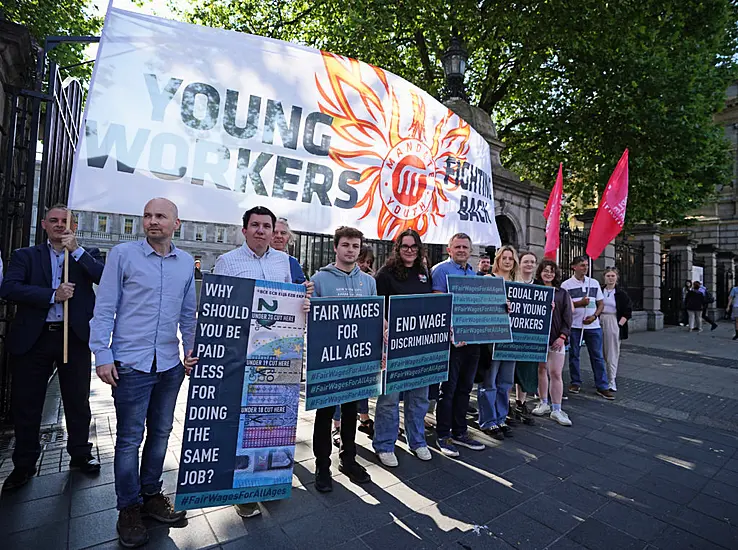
[214,243,291,282]
[561,276,603,330]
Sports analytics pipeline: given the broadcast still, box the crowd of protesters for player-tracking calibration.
[4,199,734,548]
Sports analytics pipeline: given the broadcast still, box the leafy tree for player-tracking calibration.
[1,0,102,79]
[180,0,737,224]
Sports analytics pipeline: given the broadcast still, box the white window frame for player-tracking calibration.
[96,214,108,233]
[195,225,206,242]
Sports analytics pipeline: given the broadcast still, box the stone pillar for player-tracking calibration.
[525,191,547,260]
[579,209,615,283]
[695,244,718,323]
[632,224,664,330]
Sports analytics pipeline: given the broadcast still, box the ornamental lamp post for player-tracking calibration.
[441,36,468,101]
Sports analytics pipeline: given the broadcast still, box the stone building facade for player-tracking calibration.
[661,83,738,318]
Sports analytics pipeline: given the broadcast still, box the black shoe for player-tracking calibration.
[339,460,371,484]
[483,425,505,440]
[499,423,513,437]
[467,406,478,416]
[70,454,101,474]
[2,467,36,491]
[733,334,738,341]
[315,468,333,493]
[117,504,149,548]
[332,427,341,448]
[358,418,375,439]
[712,323,718,331]
[516,402,536,426]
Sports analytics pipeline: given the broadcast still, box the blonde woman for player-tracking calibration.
[478,246,519,440]
[600,268,632,392]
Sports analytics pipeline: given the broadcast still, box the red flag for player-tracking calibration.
[586,149,629,259]
[543,163,564,260]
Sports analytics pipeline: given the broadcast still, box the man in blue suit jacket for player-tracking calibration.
[0,204,104,490]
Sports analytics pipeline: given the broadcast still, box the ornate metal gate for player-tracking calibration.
[660,252,683,325]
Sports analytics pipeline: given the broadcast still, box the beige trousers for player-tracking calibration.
[601,313,620,390]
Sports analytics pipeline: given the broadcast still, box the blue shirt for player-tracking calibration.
[289,255,306,284]
[46,242,84,322]
[89,239,197,373]
[430,258,476,293]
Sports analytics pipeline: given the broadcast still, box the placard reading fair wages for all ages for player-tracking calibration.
[446,275,512,344]
[175,274,306,511]
[385,294,453,393]
[493,282,554,362]
[305,297,384,410]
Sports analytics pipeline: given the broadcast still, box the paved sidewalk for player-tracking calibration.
[1,326,737,549]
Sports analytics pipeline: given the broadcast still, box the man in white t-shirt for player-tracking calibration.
[560,256,614,400]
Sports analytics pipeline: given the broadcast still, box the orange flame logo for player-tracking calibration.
[316,52,471,239]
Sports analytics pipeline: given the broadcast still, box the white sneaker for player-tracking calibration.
[235,502,261,518]
[413,446,432,461]
[550,409,572,426]
[377,451,399,467]
[532,402,551,416]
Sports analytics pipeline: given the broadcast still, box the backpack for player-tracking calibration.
[706,290,715,304]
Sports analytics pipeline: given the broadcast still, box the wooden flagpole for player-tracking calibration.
[63,210,71,364]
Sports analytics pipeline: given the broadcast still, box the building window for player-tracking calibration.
[96,215,108,233]
[195,225,205,241]
[99,250,108,263]
[174,225,182,239]
[123,217,134,235]
[216,227,225,243]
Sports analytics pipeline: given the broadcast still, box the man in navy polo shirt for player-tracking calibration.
[431,233,485,457]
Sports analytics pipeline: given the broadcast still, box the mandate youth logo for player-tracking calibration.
[316,53,490,239]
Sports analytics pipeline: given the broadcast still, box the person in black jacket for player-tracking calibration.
[600,268,633,392]
[685,281,706,331]
[0,204,104,490]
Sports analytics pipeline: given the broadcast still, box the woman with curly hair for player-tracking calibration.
[372,229,434,466]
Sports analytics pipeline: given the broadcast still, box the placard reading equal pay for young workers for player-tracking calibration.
[306,297,384,410]
[175,274,306,511]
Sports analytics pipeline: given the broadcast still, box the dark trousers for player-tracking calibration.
[313,401,358,470]
[436,345,480,439]
[11,327,92,469]
[702,304,716,327]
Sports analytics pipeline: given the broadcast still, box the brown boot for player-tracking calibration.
[142,492,186,524]
[117,504,148,548]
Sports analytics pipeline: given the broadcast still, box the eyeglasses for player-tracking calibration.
[400,244,420,252]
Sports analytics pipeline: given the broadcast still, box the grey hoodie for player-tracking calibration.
[311,264,377,298]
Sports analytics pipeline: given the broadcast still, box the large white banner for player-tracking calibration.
[69,7,501,245]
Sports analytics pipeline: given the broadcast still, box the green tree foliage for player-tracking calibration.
[1,0,102,79]
[182,0,737,223]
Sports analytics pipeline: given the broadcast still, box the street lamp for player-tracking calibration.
[441,36,468,100]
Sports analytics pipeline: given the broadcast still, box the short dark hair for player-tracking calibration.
[571,255,588,266]
[535,259,563,287]
[243,206,276,229]
[333,226,364,248]
[448,232,472,246]
[479,254,490,261]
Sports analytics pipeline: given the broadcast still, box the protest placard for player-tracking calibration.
[306,297,384,410]
[385,294,452,394]
[493,282,554,362]
[175,274,305,510]
[446,275,512,344]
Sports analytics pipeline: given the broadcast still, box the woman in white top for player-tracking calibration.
[600,268,632,392]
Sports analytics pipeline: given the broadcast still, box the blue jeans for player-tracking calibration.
[112,363,185,509]
[333,398,369,421]
[373,387,429,453]
[436,345,480,439]
[478,360,515,428]
[568,328,609,390]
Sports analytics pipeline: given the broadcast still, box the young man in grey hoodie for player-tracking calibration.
[311,226,375,492]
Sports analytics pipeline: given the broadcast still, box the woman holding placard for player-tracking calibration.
[532,260,574,426]
[478,245,519,440]
[511,251,540,424]
[372,229,434,467]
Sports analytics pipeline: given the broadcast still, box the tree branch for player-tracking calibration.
[414,30,435,88]
[499,116,535,138]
